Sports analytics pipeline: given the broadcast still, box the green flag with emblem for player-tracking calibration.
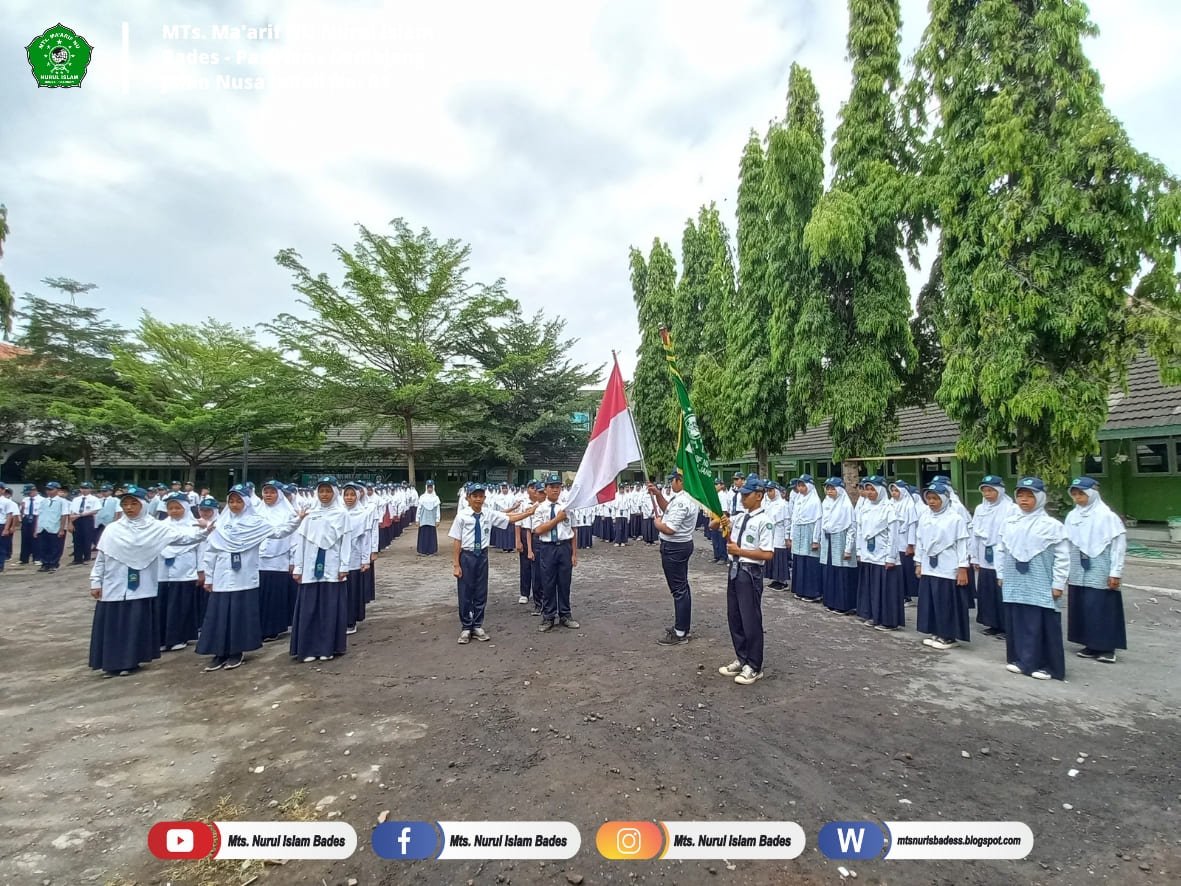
[659,326,724,518]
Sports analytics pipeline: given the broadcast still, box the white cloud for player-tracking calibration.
[2,0,1179,386]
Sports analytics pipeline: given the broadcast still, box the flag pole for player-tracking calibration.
[613,350,651,483]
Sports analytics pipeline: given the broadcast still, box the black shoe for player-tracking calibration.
[559,617,580,629]
[657,628,689,646]
[1076,648,1100,659]
[538,620,555,632]
[769,581,785,590]
[223,653,245,670]
[204,657,226,672]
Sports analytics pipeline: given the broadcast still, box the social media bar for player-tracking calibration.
[882,822,1033,860]
[436,821,581,859]
[596,821,804,860]
[212,822,357,859]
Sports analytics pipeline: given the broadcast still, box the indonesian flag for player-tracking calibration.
[564,356,643,511]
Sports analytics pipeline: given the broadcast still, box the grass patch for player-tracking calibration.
[164,795,265,886]
[277,788,317,821]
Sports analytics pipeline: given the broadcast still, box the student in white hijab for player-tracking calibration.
[998,477,1070,680]
[290,478,352,663]
[855,476,903,631]
[258,480,299,643]
[972,476,1018,638]
[1064,476,1127,664]
[915,482,971,650]
[199,483,304,672]
[790,475,823,602]
[89,486,211,677]
[889,480,919,604]
[819,478,858,614]
[341,482,374,636]
[156,493,205,653]
[416,480,441,556]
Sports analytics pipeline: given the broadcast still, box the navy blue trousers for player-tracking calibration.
[659,540,693,633]
[538,541,572,621]
[457,549,489,630]
[727,563,764,671]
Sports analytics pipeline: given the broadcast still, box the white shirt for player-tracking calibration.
[158,546,201,582]
[726,486,745,516]
[729,507,774,564]
[90,551,163,601]
[658,492,698,543]
[204,513,301,591]
[70,494,100,516]
[448,508,511,551]
[535,499,574,542]
[19,495,40,519]
[291,530,353,584]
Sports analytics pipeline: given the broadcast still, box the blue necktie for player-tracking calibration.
[473,513,482,550]
[550,503,557,543]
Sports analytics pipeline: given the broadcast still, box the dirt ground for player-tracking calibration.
[2,521,1180,886]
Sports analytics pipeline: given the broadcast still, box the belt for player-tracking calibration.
[661,539,692,546]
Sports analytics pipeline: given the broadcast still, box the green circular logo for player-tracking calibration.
[26,23,93,88]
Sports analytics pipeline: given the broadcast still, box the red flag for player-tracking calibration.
[564,357,643,510]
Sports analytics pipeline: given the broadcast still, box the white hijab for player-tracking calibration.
[208,490,277,553]
[973,488,1017,547]
[299,483,348,548]
[1001,489,1065,562]
[821,485,854,534]
[97,495,202,570]
[792,482,821,525]
[858,482,892,537]
[889,482,918,529]
[342,484,370,536]
[1064,488,1125,558]
[917,489,968,557]
[160,497,198,560]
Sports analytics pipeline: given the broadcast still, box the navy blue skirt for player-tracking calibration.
[363,563,376,603]
[641,517,657,544]
[258,570,293,638]
[858,562,905,628]
[195,582,208,627]
[768,547,791,583]
[917,575,970,641]
[975,568,1004,631]
[346,569,366,626]
[629,513,642,539]
[897,551,918,600]
[390,518,403,539]
[1067,585,1127,652]
[613,517,629,544]
[821,545,858,612]
[417,525,438,555]
[157,580,200,648]
[90,597,160,673]
[406,506,417,525]
[1005,602,1065,679]
[577,525,594,549]
[792,553,822,600]
[290,581,348,658]
[196,588,263,657]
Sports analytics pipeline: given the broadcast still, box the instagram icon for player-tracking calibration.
[596,821,663,860]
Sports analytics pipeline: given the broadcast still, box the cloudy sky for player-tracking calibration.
[3,0,1179,383]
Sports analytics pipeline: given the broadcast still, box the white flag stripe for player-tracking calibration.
[564,407,642,512]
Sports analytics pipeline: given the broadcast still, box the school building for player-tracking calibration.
[713,354,1181,524]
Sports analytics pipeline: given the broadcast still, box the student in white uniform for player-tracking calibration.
[648,470,699,645]
[290,478,352,662]
[416,480,441,555]
[89,486,211,677]
[533,473,579,633]
[0,484,19,572]
[341,482,374,635]
[157,493,205,652]
[258,481,298,643]
[200,483,304,671]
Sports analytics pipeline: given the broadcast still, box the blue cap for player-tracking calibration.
[45,481,62,489]
[798,474,814,485]
[262,479,283,489]
[465,482,487,494]
[163,492,189,503]
[980,475,1005,490]
[227,483,250,499]
[863,475,887,487]
[315,476,338,487]
[100,483,113,491]
[426,480,435,486]
[823,477,843,488]
[120,485,149,501]
[739,473,766,494]
[80,481,93,489]
[1017,476,1046,493]
[732,471,744,480]
[667,469,684,482]
[543,472,562,486]
[1069,476,1099,491]
[925,481,950,496]
[342,481,366,491]
[0,482,7,490]
[714,477,724,485]
[198,496,219,508]
[932,474,951,485]
[23,483,35,491]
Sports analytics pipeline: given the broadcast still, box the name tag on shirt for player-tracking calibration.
[984,545,994,564]
[866,537,876,553]
[230,552,242,571]
[127,568,140,590]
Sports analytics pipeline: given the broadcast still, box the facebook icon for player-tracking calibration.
[372,821,438,860]
[818,821,886,860]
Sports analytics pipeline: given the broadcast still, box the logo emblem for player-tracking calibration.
[26,23,93,88]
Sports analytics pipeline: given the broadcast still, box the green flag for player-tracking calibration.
[660,326,723,517]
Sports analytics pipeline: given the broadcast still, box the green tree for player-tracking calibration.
[765,63,827,462]
[802,0,919,490]
[0,205,12,340]
[77,315,325,482]
[22,456,76,490]
[0,280,131,478]
[914,0,1181,483]
[723,132,779,476]
[456,306,600,470]
[904,250,946,406]
[629,240,679,474]
[270,219,517,484]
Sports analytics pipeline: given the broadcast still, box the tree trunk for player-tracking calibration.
[842,459,862,506]
[188,461,199,484]
[404,415,416,487]
[82,445,93,482]
[755,444,769,479]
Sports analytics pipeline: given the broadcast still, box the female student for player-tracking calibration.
[818,479,858,614]
[341,482,374,635]
[193,495,220,626]
[199,484,304,672]
[258,480,298,642]
[1064,476,1127,664]
[972,476,1017,637]
[790,475,822,602]
[888,480,919,603]
[856,476,903,631]
[156,493,204,652]
[998,476,1071,680]
[765,482,792,591]
[416,480,441,555]
[290,478,352,662]
[89,485,210,677]
[915,481,971,650]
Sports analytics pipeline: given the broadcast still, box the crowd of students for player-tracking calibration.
[0,469,1131,686]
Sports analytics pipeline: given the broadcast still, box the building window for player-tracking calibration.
[920,458,952,487]
[1082,444,1105,477]
[1134,440,1170,474]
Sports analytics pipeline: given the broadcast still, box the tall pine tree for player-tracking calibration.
[766,64,827,452]
[629,240,679,473]
[803,0,919,489]
[914,0,1181,482]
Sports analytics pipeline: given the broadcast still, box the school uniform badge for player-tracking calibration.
[26,24,93,88]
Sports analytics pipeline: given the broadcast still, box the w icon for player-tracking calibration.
[818,822,885,860]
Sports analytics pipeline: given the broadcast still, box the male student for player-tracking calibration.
[35,481,69,573]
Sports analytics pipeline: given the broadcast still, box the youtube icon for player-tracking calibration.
[147,821,216,860]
